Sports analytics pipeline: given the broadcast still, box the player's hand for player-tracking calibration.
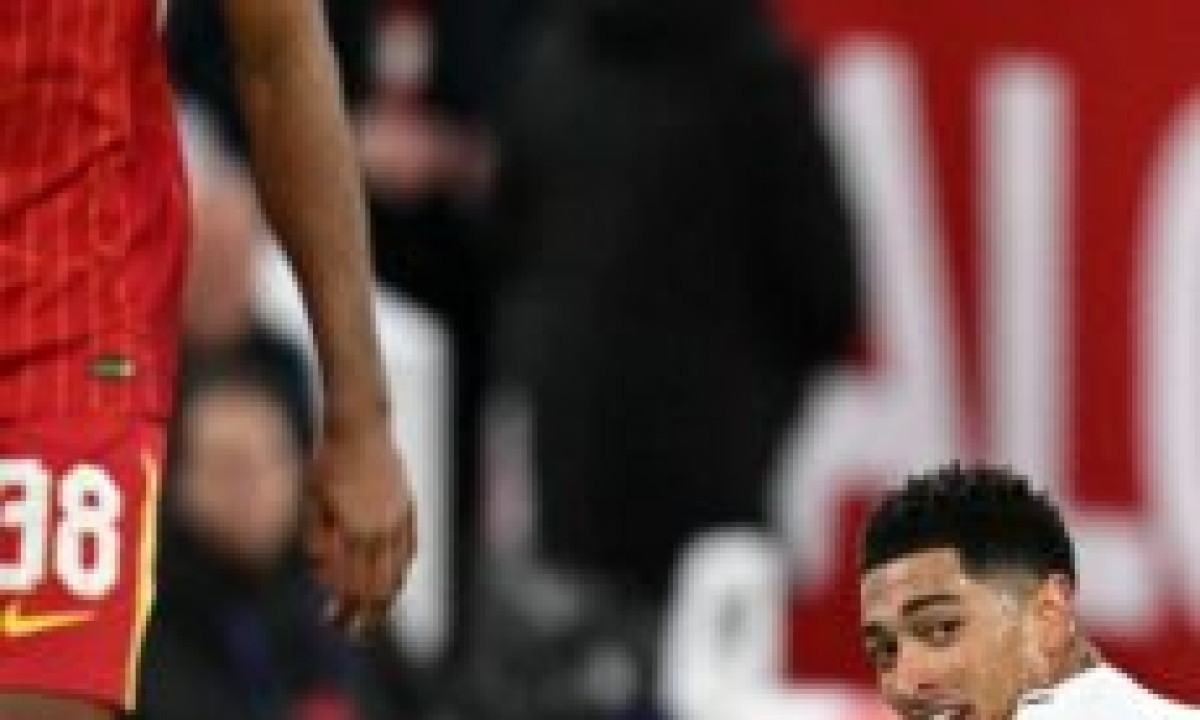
[305,417,416,638]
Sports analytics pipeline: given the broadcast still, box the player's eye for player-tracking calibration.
[864,636,898,671]
[914,617,963,647]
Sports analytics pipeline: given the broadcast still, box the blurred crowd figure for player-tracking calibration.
[481,0,861,715]
[493,0,858,604]
[125,107,392,720]
[161,0,862,718]
[176,105,313,447]
[132,355,393,720]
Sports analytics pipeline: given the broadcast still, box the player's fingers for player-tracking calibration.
[330,593,363,636]
[382,518,416,596]
[328,551,368,636]
[344,529,408,635]
[369,545,400,609]
[340,532,383,634]
[391,518,420,595]
[308,529,361,636]
[303,493,345,588]
[351,532,383,590]
[398,511,417,577]
[339,595,378,641]
[307,522,348,594]
[363,544,402,628]
[360,595,394,634]
[355,522,405,598]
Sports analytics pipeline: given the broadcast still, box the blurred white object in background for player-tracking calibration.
[660,527,892,720]
[255,245,452,665]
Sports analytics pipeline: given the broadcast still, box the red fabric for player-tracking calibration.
[0,0,187,420]
[0,416,165,711]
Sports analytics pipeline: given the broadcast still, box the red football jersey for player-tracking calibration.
[0,0,187,420]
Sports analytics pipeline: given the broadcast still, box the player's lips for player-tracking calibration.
[895,702,973,720]
[926,705,972,720]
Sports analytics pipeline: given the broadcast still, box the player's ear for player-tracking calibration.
[1032,573,1075,658]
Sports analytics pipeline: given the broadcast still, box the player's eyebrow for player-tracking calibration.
[900,593,961,617]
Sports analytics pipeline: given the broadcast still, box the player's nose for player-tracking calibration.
[883,643,947,705]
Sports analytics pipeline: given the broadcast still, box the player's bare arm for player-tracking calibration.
[220,0,416,634]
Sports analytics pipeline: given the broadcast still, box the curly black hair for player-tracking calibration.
[860,462,1075,584]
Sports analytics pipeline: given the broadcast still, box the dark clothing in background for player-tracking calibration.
[494,0,861,602]
[132,338,390,720]
[167,0,501,147]
[133,523,390,720]
[167,0,374,150]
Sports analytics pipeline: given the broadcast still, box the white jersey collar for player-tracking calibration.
[1016,665,1120,710]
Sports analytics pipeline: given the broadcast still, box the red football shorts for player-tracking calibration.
[0,416,164,711]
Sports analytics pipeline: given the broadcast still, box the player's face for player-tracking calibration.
[860,549,1048,720]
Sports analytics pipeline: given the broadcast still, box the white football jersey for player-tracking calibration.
[1015,665,1199,719]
